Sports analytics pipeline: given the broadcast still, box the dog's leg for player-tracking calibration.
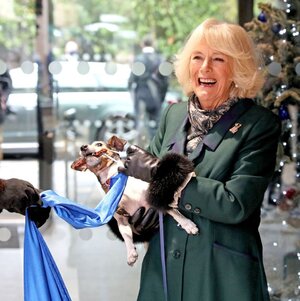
[114,214,138,266]
[167,209,199,235]
[168,172,195,209]
[166,172,199,234]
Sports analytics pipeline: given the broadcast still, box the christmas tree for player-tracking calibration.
[244,2,300,300]
[244,1,300,213]
[244,2,300,110]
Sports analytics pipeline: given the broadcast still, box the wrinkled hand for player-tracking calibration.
[118,145,159,182]
[129,207,159,235]
[0,178,51,227]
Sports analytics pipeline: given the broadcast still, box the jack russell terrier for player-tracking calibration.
[71,135,198,266]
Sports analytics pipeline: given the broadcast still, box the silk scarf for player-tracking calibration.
[24,172,128,301]
[186,93,238,154]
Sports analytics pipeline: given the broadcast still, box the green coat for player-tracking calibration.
[137,99,281,301]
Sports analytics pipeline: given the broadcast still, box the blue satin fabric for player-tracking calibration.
[24,211,72,301]
[24,172,128,301]
[40,173,128,229]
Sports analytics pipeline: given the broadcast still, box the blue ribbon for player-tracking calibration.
[24,172,128,301]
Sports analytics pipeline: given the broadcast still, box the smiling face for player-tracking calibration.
[189,41,233,109]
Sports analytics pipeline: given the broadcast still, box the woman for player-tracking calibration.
[118,18,281,301]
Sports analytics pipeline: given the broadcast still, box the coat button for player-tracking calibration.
[184,203,192,211]
[173,250,181,259]
[194,207,201,214]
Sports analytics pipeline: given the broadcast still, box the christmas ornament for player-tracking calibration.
[258,11,267,22]
[278,104,290,120]
[272,22,282,34]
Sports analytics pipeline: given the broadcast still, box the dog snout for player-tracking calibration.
[81,145,88,151]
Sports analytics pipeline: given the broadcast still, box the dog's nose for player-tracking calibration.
[81,145,88,151]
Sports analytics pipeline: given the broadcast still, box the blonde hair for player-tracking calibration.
[174,18,265,98]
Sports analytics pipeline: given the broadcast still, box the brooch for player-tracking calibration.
[229,123,242,134]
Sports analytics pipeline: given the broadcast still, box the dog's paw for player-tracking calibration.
[127,249,138,266]
[179,220,199,235]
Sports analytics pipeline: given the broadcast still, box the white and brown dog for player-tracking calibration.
[71,136,198,266]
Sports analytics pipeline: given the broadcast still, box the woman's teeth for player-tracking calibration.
[199,78,216,85]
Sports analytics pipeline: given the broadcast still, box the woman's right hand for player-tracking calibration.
[129,207,159,235]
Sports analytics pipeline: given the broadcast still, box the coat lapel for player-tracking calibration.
[167,115,188,153]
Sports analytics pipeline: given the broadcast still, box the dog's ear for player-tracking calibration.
[107,135,127,151]
[71,157,87,171]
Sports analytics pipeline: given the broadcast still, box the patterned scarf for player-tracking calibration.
[186,93,238,154]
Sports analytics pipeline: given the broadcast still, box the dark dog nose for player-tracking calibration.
[81,145,88,151]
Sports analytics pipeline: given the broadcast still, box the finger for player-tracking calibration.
[24,188,40,204]
[128,207,145,225]
[135,209,155,232]
[144,210,159,230]
[138,208,159,231]
[36,195,43,206]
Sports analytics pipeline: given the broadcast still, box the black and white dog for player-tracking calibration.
[71,136,198,266]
